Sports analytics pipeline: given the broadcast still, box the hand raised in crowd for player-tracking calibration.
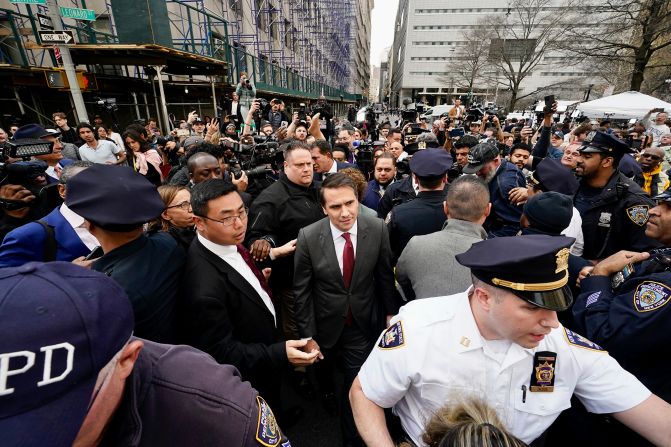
[250,239,272,261]
[0,184,35,203]
[165,140,177,151]
[520,126,533,142]
[275,126,288,141]
[591,250,651,277]
[270,239,297,258]
[509,187,529,205]
[187,110,198,124]
[286,339,322,366]
[206,118,219,136]
[249,101,260,114]
[292,111,299,123]
[231,170,248,192]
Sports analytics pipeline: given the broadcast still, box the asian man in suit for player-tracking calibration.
[293,173,401,447]
[182,179,320,418]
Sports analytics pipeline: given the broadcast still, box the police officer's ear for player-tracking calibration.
[115,340,144,381]
[57,184,66,200]
[471,284,497,312]
[601,155,615,169]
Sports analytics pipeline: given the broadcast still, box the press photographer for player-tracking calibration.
[0,125,60,239]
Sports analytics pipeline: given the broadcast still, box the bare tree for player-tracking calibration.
[438,27,492,92]
[565,0,671,91]
[483,0,578,110]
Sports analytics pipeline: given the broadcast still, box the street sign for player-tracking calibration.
[9,0,47,4]
[38,30,75,45]
[59,6,95,21]
[36,13,53,30]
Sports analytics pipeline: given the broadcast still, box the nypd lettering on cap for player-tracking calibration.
[378,321,405,349]
[0,342,75,396]
[564,328,604,352]
[255,396,282,446]
[634,281,671,313]
[627,205,649,226]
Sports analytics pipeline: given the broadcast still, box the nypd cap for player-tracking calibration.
[66,164,164,230]
[409,148,453,177]
[578,130,631,156]
[456,234,575,311]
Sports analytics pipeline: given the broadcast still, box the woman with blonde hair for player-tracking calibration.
[149,185,195,251]
[422,397,527,447]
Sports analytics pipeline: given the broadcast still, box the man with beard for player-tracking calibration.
[463,142,525,237]
[362,153,397,211]
[573,131,660,261]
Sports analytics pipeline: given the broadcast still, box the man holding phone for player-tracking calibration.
[642,108,669,147]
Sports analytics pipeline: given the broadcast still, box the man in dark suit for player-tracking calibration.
[294,173,401,447]
[221,91,243,126]
[183,179,320,413]
[311,139,356,182]
[0,162,96,267]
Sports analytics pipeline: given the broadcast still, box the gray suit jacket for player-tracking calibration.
[396,218,487,299]
[293,214,400,349]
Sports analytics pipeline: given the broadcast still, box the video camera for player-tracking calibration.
[224,133,282,180]
[94,97,118,113]
[466,103,502,123]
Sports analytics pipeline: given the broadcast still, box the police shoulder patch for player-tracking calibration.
[633,281,671,313]
[378,321,405,349]
[563,328,604,352]
[256,396,282,447]
[626,205,649,226]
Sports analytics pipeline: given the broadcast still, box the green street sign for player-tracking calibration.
[10,0,47,4]
[59,6,96,21]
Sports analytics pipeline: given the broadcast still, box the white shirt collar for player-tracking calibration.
[197,233,237,257]
[327,159,338,174]
[329,219,358,241]
[60,203,86,228]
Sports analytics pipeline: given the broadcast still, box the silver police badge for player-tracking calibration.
[634,281,671,313]
[597,212,611,228]
[626,205,649,226]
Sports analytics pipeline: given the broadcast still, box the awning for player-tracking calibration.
[26,43,228,76]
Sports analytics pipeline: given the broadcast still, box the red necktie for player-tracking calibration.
[237,244,274,303]
[342,232,355,289]
[342,233,355,326]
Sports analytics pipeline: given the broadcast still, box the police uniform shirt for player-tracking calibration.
[358,291,650,446]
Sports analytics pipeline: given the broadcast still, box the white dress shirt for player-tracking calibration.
[326,159,339,176]
[59,203,99,250]
[197,233,276,325]
[330,220,358,275]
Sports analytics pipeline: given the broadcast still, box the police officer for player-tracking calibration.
[376,165,417,220]
[387,148,452,260]
[574,131,661,260]
[65,164,185,343]
[0,262,290,446]
[463,142,526,237]
[349,235,671,447]
[572,189,671,446]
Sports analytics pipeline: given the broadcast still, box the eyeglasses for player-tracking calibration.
[166,200,191,211]
[641,153,662,161]
[197,207,248,226]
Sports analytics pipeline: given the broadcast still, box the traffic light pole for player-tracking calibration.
[45,0,89,123]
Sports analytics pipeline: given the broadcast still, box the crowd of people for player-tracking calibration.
[1,87,671,447]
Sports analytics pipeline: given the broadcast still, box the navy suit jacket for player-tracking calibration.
[0,206,89,267]
[313,161,356,182]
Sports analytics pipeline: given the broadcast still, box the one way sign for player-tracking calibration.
[38,30,75,45]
